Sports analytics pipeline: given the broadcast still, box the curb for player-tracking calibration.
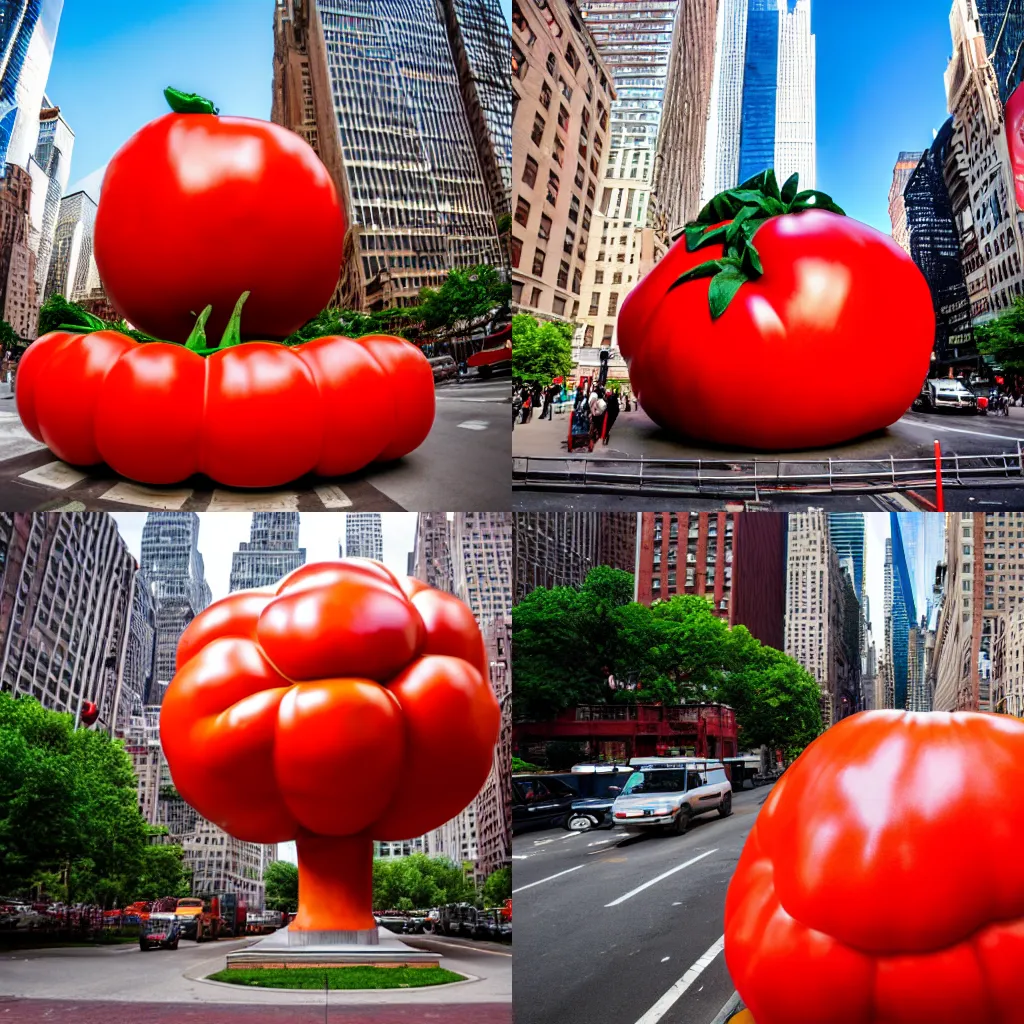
[190,969,483,998]
[710,991,742,1024]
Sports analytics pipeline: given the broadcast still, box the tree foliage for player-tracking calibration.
[0,318,18,350]
[481,867,511,906]
[975,298,1024,373]
[511,313,574,386]
[0,694,153,906]
[263,860,299,913]
[513,569,823,759]
[372,855,476,910]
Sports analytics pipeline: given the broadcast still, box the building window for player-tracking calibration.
[553,296,566,316]
[607,292,618,316]
[540,81,552,109]
[589,292,600,316]
[522,156,538,189]
[511,236,523,268]
[546,51,556,76]
[602,324,613,344]
[531,113,545,147]
[594,270,604,284]
[565,43,580,73]
[530,286,542,307]
[538,213,551,240]
[557,104,570,133]
[572,268,582,294]
[514,197,531,227]
[547,171,560,205]
[532,248,546,276]
[512,44,527,79]
[557,260,570,289]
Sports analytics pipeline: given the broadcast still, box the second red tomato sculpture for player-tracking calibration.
[159,559,500,935]
[618,171,935,450]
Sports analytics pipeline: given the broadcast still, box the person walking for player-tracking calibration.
[602,389,620,444]
[588,386,607,445]
[521,389,533,424]
[512,388,523,429]
[539,384,556,420]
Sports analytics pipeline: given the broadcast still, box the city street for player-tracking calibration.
[513,786,772,1024]
[0,931,511,1022]
[0,376,509,511]
[512,401,1024,503]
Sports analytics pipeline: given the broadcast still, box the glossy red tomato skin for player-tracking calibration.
[161,560,500,844]
[724,711,1024,1024]
[32,330,136,465]
[295,335,392,475]
[17,331,434,485]
[619,211,935,450]
[202,344,324,487]
[95,344,205,484]
[94,112,345,343]
[355,335,436,461]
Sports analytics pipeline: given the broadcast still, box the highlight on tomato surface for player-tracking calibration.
[617,169,936,451]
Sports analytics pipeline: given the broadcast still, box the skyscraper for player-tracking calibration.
[0,512,137,733]
[888,513,917,711]
[703,0,815,201]
[904,120,976,370]
[271,0,503,312]
[139,513,211,703]
[0,0,63,171]
[228,513,305,591]
[343,513,383,561]
[575,0,683,354]
[412,512,452,593]
[888,150,925,255]
[451,511,512,628]
[29,98,72,293]
[44,189,96,301]
[827,513,865,601]
[895,511,946,622]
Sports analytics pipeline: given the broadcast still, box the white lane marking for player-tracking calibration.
[605,849,718,907]
[899,418,1024,443]
[633,935,726,1024]
[208,490,299,511]
[457,420,490,430]
[100,481,192,509]
[588,838,615,847]
[512,864,584,893]
[510,855,530,860]
[661,957,670,963]
[19,461,88,489]
[314,483,352,508]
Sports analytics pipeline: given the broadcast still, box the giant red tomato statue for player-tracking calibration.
[725,711,1024,1024]
[618,171,935,450]
[1007,81,1024,211]
[159,559,500,936]
[15,296,434,487]
[94,87,345,343]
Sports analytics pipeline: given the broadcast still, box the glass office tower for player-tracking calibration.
[737,0,779,183]
[827,513,865,601]
[888,513,918,711]
[0,0,62,171]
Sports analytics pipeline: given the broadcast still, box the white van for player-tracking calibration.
[611,757,733,835]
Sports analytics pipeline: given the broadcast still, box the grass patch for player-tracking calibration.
[207,966,464,990]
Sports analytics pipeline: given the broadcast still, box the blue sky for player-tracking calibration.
[814,0,952,230]
[50,0,515,201]
[49,1,942,232]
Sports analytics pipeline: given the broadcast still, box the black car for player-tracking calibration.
[512,774,577,834]
[139,913,180,951]
[561,765,633,831]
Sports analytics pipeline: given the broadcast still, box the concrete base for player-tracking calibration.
[226,926,442,969]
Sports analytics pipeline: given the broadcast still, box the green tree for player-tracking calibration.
[511,313,574,386]
[0,318,18,350]
[134,836,191,900]
[372,855,475,910]
[0,694,148,906]
[419,264,509,332]
[263,860,299,913]
[976,299,1024,373]
[481,866,511,906]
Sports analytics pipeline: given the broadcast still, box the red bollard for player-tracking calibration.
[934,439,944,512]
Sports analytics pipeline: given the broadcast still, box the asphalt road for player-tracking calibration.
[512,785,773,1024]
[0,930,510,1021]
[0,375,509,511]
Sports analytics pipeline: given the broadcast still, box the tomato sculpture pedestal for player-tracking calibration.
[158,559,500,967]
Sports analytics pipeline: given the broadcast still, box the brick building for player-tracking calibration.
[0,165,39,339]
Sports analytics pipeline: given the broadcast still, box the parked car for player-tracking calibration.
[913,378,979,413]
[512,774,577,834]
[427,355,458,383]
[139,913,180,951]
[611,757,733,836]
[563,764,633,831]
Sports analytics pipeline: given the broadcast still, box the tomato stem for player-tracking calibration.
[183,305,214,352]
[164,87,219,115]
[672,170,846,319]
[217,291,251,349]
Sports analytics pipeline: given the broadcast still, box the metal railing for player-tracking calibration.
[512,443,1024,496]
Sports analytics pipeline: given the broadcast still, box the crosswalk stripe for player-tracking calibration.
[19,461,89,489]
[207,490,300,511]
[314,484,353,508]
[99,481,193,509]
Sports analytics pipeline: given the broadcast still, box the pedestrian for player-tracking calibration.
[540,384,556,420]
[512,388,523,429]
[603,388,620,444]
[521,389,533,423]
[575,384,585,409]
[588,386,607,444]
[624,392,631,413]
